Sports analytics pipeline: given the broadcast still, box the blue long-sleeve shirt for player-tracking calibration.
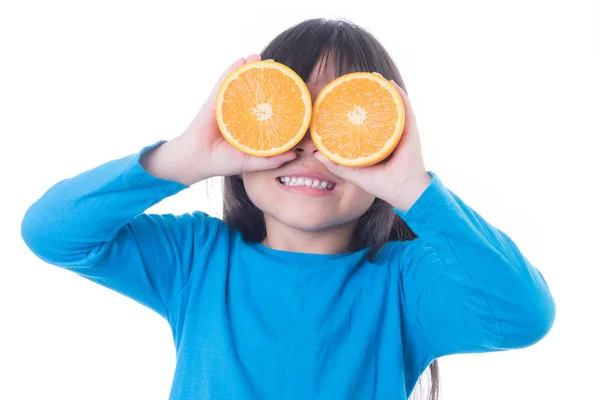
[21,141,555,399]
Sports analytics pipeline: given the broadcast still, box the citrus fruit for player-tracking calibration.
[310,72,405,167]
[216,60,312,157]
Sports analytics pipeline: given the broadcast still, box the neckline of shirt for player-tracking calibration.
[244,238,370,264]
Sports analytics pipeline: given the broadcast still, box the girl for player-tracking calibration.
[21,18,555,400]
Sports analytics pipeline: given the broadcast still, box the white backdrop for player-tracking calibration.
[1,0,598,399]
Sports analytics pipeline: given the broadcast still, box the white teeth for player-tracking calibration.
[278,176,335,190]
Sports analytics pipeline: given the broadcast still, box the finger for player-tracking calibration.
[314,151,370,183]
[245,54,262,63]
[220,57,247,82]
[209,57,247,99]
[390,80,415,118]
[372,73,414,118]
[246,151,297,172]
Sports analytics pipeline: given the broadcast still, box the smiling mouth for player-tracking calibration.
[276,176,337,191]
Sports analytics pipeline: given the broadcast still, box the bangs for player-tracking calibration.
[260,18,406,91]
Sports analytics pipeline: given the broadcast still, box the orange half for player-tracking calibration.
[216,60,312,157]
[310,72,405,167]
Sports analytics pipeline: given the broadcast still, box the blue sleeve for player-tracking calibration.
[394,172,555,386]
[21,141,217,319]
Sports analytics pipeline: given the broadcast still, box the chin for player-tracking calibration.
[264,209,338,232]
[242,171,376,233]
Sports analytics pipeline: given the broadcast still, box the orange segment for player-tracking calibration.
[216,60,312,157]
[310,72,405,167]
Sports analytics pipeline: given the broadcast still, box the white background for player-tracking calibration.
[1,0,598,399]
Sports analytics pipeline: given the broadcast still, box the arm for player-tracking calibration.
[393,172,555,383]
[20,55,300,320]
[21,140,217,319]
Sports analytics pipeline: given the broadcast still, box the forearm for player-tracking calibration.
[396,172,555,347]
[389,171,432,212]
[140,134,211,186]
[21,142,187,266]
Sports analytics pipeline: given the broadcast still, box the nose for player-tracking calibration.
[293,132,318,155]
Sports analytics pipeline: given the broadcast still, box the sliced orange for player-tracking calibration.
[310,72,405,167]
[216,60,312,157]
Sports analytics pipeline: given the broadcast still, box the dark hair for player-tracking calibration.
[223,18,439,400]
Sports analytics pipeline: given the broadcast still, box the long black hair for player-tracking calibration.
[223,18,440,400]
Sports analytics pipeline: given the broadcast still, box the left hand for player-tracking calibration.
[314,78,432,211]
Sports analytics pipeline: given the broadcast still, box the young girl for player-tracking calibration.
[21,18,555,400]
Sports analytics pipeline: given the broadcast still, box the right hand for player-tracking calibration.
[179,54,298,180]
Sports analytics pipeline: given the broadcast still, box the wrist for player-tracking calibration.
[174,134,215,183]
[140,136,211,186]
[389,171,432,212]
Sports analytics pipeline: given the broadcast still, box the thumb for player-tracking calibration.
[314,152,366,183]
[243,151,298,173]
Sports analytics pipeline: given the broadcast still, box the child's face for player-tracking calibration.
[241,62,376,236]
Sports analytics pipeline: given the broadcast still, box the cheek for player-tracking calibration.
[328,182,375,222]
[339,184,376,219]
[242,172,277,211]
